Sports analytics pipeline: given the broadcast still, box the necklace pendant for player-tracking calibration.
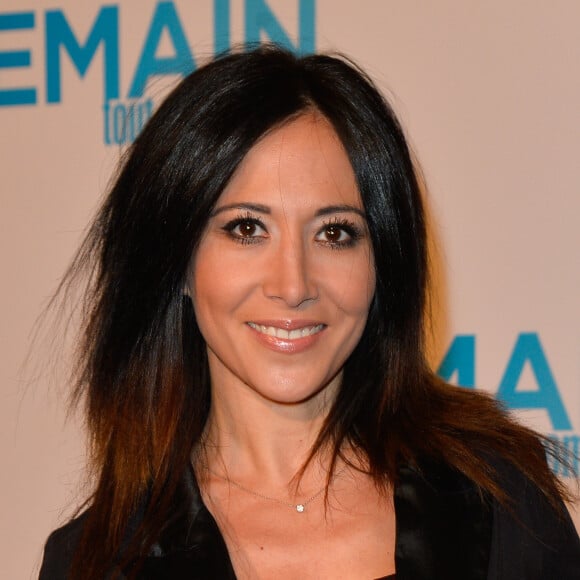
[296,504,305,513]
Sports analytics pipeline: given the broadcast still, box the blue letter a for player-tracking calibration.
[497,333,571,430]
[128,2,194,98]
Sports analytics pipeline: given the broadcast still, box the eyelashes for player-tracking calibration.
[220,212,365,249]
[221,212,267,245]
[315,217,364,249]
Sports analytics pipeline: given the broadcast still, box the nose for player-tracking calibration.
[262,236,318,308]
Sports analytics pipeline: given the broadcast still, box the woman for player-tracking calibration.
[40,45,579,579]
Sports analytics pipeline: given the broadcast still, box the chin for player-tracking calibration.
[252,371,339,406]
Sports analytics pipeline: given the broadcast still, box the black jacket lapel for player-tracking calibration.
[394,461,492,580]
[136,466,236,580]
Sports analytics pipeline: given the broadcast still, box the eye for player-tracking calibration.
[222,214,268,244]
[234,221,260,237]
[319,224,349,243]
[315,219,363,249]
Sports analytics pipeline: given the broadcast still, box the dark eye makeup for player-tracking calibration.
[220,211,365,249]
[317,217,364,249]
[221,212,268,245]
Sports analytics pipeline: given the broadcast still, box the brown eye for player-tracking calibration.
[222,216,267,244]
[238,221,257,237]
[324,225,344,243]
[315,219,362,249]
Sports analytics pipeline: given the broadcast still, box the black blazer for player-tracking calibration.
[39,459,580,579]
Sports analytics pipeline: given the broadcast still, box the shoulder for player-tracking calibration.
[395,459,493,578]
[39,512,88,580]
[395,455,580,579]
[487,457,580,578]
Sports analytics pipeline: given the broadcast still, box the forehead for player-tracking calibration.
[217,112,362,211]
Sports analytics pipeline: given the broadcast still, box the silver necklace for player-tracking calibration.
[204,464,346,513]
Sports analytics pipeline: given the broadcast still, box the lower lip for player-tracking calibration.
[246,324,325,354]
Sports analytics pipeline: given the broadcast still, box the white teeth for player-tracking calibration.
[248,322,324,339]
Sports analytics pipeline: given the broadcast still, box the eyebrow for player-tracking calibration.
[211,203,271,216]
[314,205,366,219]
[211,202,366,219]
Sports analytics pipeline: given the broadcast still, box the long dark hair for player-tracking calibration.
[62,45,568,578]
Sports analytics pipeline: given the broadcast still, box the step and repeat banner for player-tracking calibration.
[1,1,578,577]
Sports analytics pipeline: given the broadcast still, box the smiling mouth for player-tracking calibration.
[247,322,325,340]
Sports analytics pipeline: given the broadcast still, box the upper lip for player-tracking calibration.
[247,319,324,330]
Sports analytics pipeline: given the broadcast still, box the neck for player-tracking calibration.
[197,371,340,488]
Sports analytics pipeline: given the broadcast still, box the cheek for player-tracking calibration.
[349,271,375,319]
[188,245,253,328]
[326,252,375,317]
[188,237,230,299]
[188,247,223,325]
[358,246,377,304]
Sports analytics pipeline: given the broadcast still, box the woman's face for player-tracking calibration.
[188,112,375,407]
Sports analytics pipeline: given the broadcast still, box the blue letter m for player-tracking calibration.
[437,335,476,388]
[45,6,119,104]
